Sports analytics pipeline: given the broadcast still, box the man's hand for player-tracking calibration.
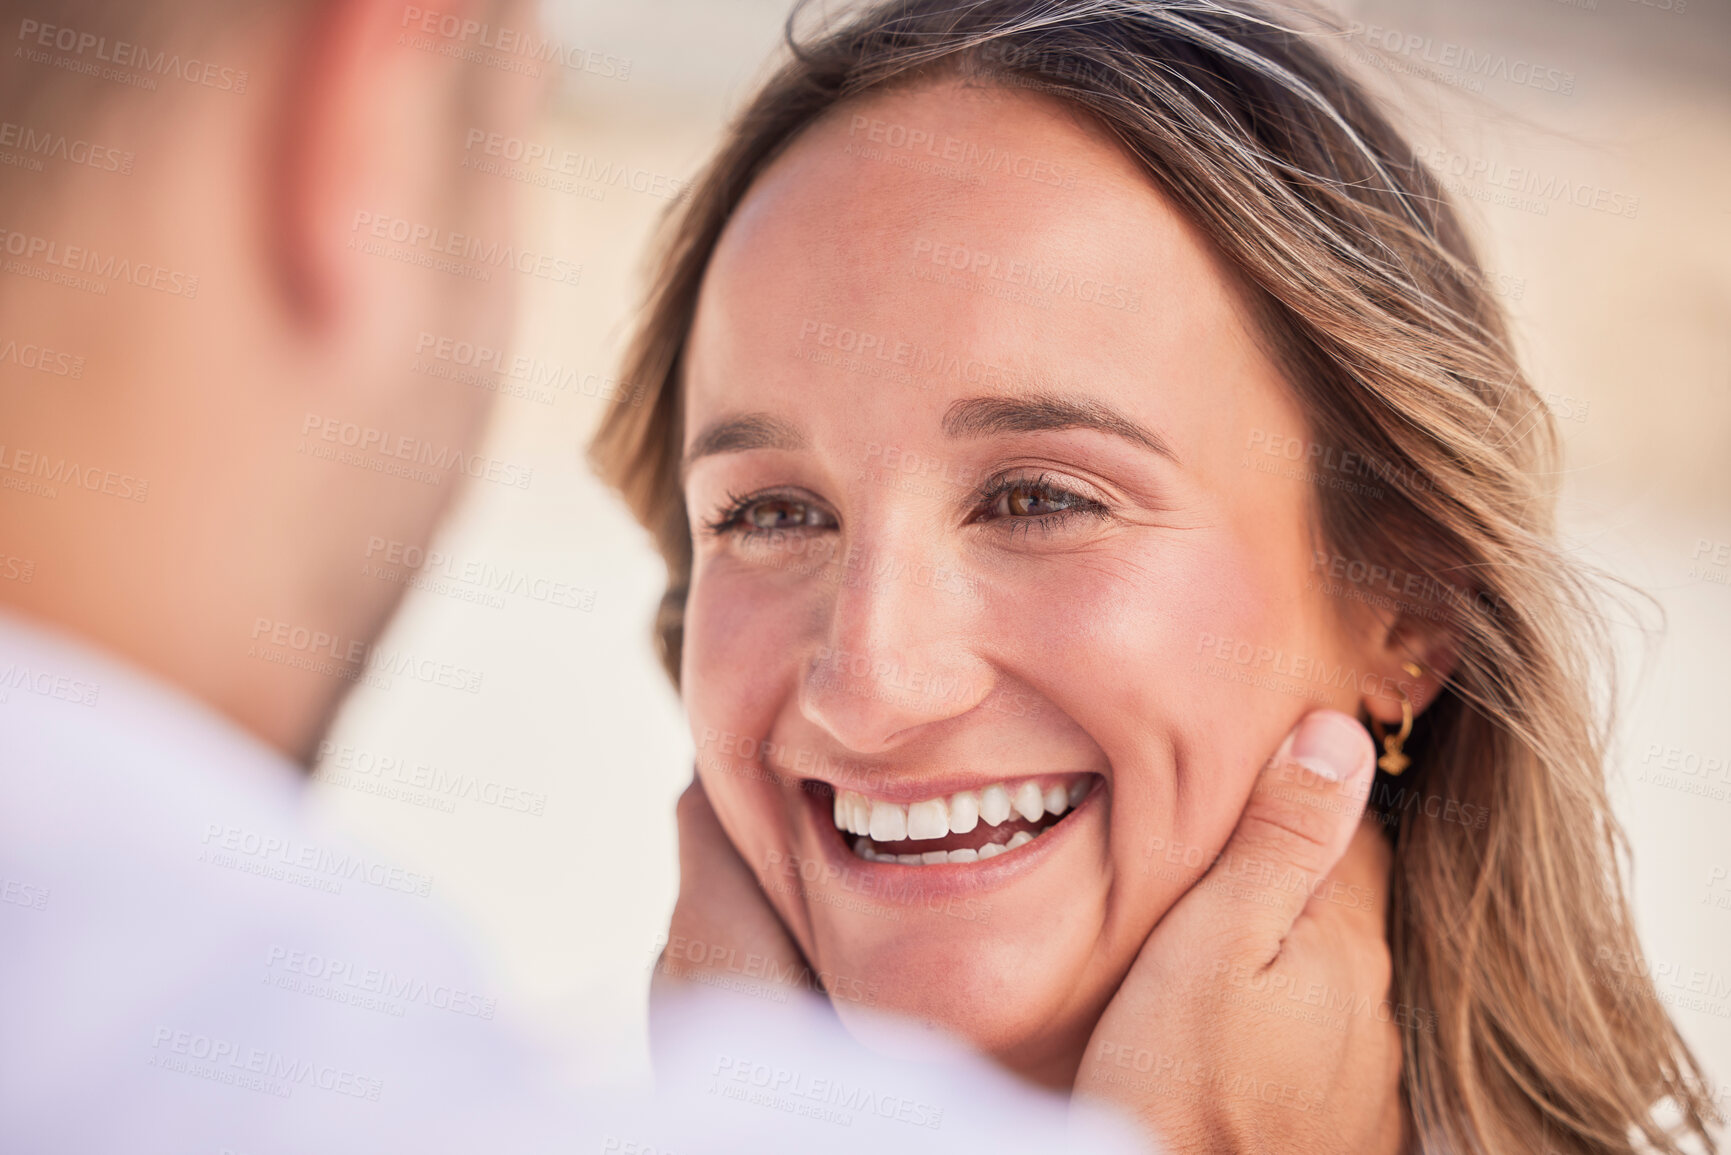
[647,778,812,1066]
[1076,710,1405,1155]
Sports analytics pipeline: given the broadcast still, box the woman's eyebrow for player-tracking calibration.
[941,393,1180,464]
[681,412,808,479]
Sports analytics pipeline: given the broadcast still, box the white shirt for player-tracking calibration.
[0,610,1140,1154]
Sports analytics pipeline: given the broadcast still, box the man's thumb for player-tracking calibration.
[1195,710,1376,953]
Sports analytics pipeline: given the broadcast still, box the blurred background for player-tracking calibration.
[307,0,1731,1100]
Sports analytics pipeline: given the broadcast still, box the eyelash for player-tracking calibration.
[702,474,1111,541]
[970,472,1111,537]
[701,488,831,539]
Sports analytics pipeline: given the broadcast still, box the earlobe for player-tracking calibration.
[1365,660,1420,774]
[1363,641,1456,777]
[270,0,352,328]
[1360,628,1455,728]
[269,0,441,330]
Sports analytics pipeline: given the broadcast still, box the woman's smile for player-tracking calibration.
[827,773,1099,865]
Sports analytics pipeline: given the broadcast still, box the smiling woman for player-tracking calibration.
[590,1,1717,1152]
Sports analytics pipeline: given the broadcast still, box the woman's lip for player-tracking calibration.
[799,769,1102,805]
[798,774,1101,895]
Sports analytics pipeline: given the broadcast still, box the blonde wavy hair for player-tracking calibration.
[591,1,1720,1150]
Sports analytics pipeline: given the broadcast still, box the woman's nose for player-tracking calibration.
[795,536,992,754]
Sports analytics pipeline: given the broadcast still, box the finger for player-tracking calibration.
[1280,816,1396,1034]
[651,778,811,1079]
[672,776,751,900]
[1176,710,1376,959]
[1304,814,1392,940]
[658,777,804,987]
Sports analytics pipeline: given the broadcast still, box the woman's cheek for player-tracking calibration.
[683,555,815,865]
[691,546,814,682]
[972,534,1284,739]
[972,537,1299,895]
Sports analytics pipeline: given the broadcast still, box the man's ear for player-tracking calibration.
[269,0,488,330]
[1361,616,1457,728]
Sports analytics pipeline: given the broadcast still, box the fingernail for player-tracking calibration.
[1289,711,1369,782]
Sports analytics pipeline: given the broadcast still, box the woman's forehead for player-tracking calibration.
[712,79,1186,283]
[684,81,1269,450]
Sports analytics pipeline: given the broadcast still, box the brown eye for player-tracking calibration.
[970,474,1110,536]
[703,489,839,539]
[743,497,834,530]
[1001,482,1077,517]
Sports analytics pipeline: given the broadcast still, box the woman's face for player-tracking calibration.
[679,81,1394,1084]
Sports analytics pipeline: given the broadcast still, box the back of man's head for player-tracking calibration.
[0,0,540,761]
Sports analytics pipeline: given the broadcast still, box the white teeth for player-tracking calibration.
[868,799,908,842]
[849,835,1038,866]
[833,777,1095,863]
[1013,781,1044,822]
[948,791,979,834]
[854,844,1000,865]
[907,798,949,840]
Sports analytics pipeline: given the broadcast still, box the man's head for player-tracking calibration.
[0,0,541,760]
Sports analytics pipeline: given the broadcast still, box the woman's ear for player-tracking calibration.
[1361,618,1457,727]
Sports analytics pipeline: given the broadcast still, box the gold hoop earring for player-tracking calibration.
[1371,661,1423,775]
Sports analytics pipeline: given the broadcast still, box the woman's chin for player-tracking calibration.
[776,786,1125,1083]
[813,944,1101,1087]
